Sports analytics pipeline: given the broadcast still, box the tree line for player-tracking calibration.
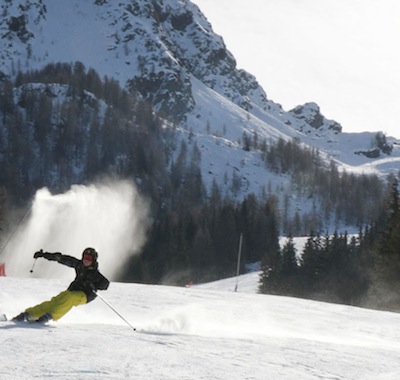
[122,193,280,285]
[259,176,400,312]
[0,62,164,204]
[241,133,385,233]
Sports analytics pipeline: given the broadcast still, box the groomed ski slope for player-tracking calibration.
[1,274,400,379]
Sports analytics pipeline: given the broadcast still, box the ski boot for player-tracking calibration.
[12,312,35,322]
[36,313,52,323]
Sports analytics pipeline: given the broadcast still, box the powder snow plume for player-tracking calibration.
[2,179,149,280]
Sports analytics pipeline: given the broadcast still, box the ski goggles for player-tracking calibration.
[83,254,94,262]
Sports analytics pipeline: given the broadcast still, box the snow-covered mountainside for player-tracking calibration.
[1,275,400,379]
[1,0,399,225]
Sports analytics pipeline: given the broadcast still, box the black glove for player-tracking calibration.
[34,249,44,259]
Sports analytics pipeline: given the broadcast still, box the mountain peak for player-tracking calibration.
[289,102,342,135]
[0,0,272,121]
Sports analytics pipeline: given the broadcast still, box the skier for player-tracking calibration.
[13,247,110,323]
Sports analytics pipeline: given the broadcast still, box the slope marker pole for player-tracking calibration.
[234,233,243,292]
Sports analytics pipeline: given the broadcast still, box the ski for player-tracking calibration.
[0,313,51,325]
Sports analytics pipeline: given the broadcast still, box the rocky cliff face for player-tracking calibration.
[289,102,342,135]
[0,0,397,175]
[0,0,272,122]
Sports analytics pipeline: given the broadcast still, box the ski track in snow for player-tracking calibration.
[1,275,400,379]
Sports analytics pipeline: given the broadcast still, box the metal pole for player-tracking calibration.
[234,233,243,292]
[29,258,38,273]
[95,291,136,332]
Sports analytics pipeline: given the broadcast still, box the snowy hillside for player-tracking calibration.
[1,0,399,178]
[1,275,400,379]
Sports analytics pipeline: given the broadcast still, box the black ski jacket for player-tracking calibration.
[41,252,110,303]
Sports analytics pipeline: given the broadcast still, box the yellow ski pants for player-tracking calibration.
[26,290,87,321]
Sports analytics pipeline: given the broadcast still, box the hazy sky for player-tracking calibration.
[192,0,400,138]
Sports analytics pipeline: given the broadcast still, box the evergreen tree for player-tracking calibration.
[0,80,15,123]
[279,236,299,295]
[298,233,324,296]
[369,177,400,310]
[281,236,298,274]
[258,201,281,295]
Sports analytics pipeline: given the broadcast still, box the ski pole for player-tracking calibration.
[30,249,43,273]
[30,258,38,273]
[95,291,136,332]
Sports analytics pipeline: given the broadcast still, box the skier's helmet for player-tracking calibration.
[82,247,98,262]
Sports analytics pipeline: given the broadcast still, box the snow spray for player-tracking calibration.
[2,179,149,280]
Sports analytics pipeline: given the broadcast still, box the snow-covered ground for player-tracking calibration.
[1,273,400,379]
